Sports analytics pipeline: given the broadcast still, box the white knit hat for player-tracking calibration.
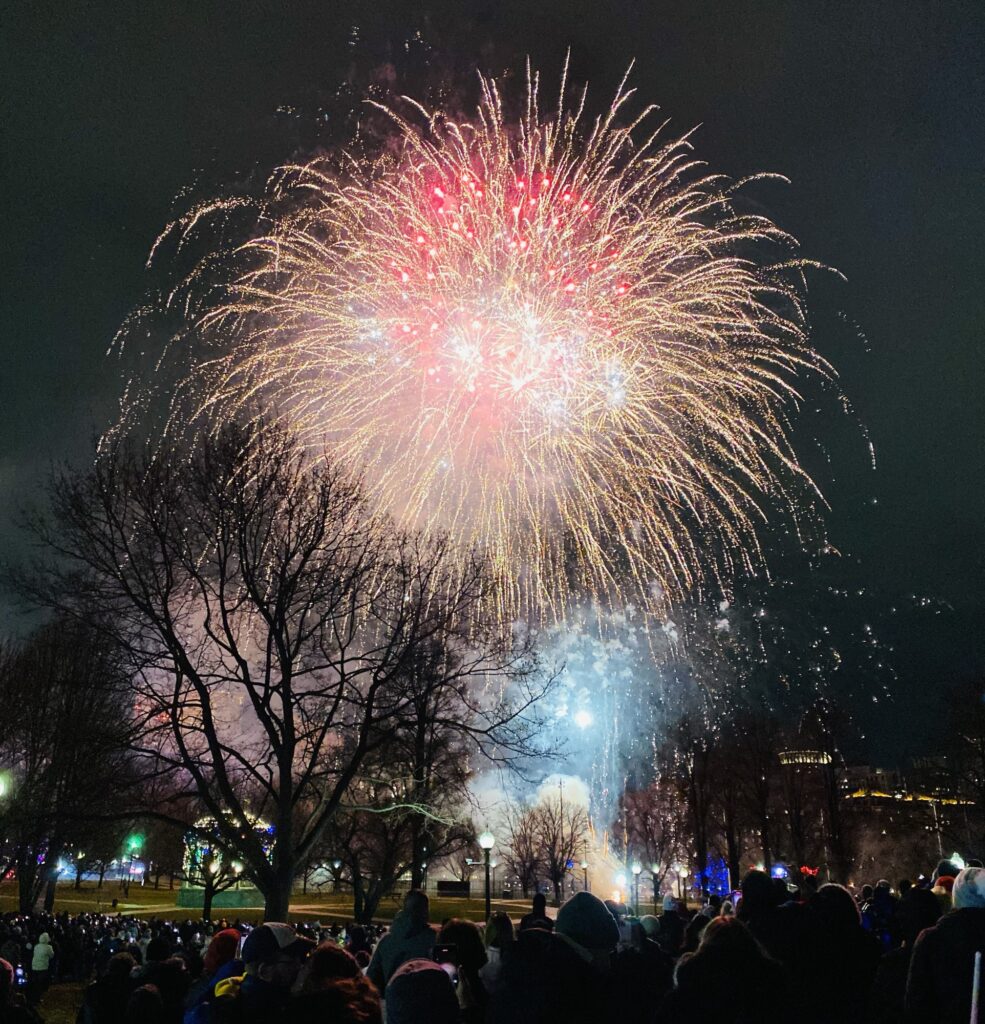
[952,866,985,909]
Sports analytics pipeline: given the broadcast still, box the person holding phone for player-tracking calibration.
[0,958,42,1023]
[437,919,488,1023]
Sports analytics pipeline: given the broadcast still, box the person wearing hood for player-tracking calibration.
[366,891,435,994]
[488,892,619,1024]
[905,865,985,1023]
[27,933,53,1006]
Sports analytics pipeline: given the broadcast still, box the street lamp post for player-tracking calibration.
[478,830,495,922]
[581,860,589,892]
[651,863,661,915]
[678,866,688,902]
[632,863,642,915]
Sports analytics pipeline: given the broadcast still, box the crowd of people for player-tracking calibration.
[0,856,983,1023]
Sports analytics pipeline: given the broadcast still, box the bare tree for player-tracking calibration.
[733,708,782,873]
[16,422,551,918]
[500,801,543,899]
[532,791,589,905]
[661,713,716,895]
[621,780,686,893]
[0,623,134,912]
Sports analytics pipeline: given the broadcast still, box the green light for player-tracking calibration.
[126,833,144,853]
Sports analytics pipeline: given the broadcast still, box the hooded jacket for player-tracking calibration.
[366,911,435,992]
[30,936,53,973]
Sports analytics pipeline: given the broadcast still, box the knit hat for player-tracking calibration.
[662,894,677,912]
[385,958,459,1024]
[936,876,956,894]
[933,859,962,883]
[953,867,985,910]
[242,923,314,965]
[0,958,12,998]
[555,891,619,952]
[639,915,660,939]
[203,928,241,974]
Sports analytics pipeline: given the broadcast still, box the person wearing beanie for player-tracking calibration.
[906,866,985,1022]
[385,959,459,1024]
[184,928,242,1024]
[932,858,963,884]
[932,874,957,915]
[656,894,685,957]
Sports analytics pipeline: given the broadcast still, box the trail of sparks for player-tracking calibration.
[142,62,832,625]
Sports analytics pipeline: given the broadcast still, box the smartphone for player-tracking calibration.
[433,943,459,987]
[433,942,459,966]
[14,967,27,988]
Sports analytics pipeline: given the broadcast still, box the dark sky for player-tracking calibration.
[2,1,983,761]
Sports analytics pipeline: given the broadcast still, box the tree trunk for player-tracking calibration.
[203,882,215,922]
[264,864,294,921]
[43,870,58,912]
[724,829,741,893]
[98,864,107,889]
[75,865,83,890]
[410,823,427,890]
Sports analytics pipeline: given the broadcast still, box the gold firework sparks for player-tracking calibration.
[140,62,832,625]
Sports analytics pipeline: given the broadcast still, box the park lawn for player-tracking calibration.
[0,881,531,924]
[36,983,84,1024]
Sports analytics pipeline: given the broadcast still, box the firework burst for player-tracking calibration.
[141,62,831,624]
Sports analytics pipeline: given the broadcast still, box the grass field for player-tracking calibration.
[4,881,540,1022]
[0,880,531,924]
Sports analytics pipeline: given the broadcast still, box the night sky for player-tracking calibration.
[3,1,983,762]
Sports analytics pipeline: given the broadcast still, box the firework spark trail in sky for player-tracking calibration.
[147,62,832,624]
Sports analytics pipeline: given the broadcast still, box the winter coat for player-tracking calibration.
[487,927,606,1024]
[365,912,435,993]
[656,946,792,1024]
[905,906,985,1023]
[30,936,54,973]
[868,946,912,1024]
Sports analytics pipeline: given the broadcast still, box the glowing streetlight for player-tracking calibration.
[632,863,642,913]
[581,860,589,892]
[478,830,495,921]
